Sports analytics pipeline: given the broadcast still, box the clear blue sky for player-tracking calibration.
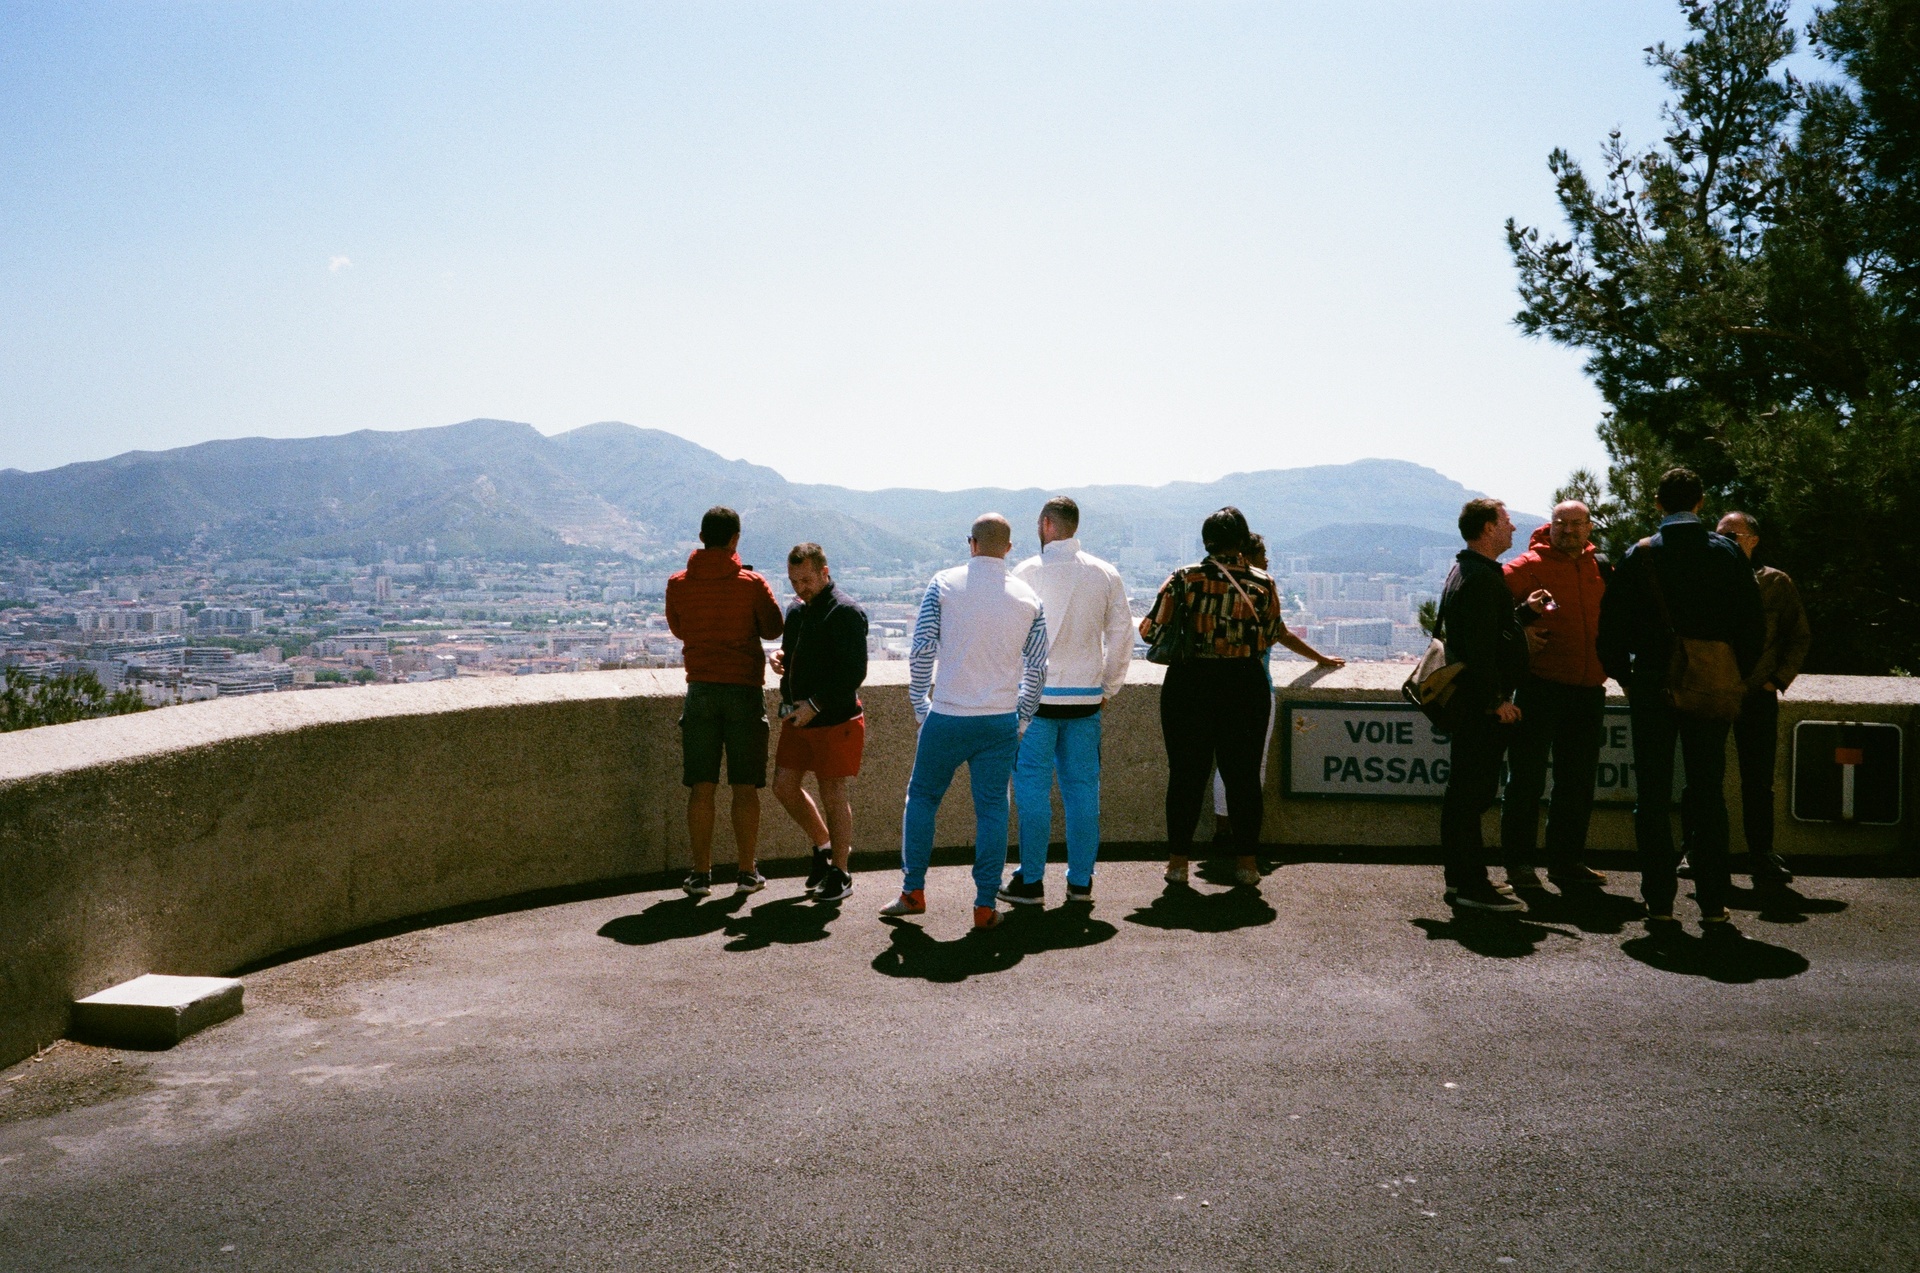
[0,1,1829,511]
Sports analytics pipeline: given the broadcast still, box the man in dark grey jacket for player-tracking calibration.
[1439,498,1550,912]
[1598,469,1765,933]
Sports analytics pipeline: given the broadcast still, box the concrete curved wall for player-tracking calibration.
[2,662,1914,1068]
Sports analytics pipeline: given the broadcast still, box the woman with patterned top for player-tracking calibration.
[1140,507,1339,887]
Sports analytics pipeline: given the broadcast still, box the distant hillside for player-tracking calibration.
[1275,523,1460,575]
[0,420,1530,570]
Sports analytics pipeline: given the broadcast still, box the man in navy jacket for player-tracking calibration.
[1598,468,1765,933]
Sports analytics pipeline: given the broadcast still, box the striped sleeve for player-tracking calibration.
[908,578,941,722]
[1016,605,1050,727]
[1101,567,1134,697]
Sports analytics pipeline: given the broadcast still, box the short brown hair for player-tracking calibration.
[1656,467,1704,513]
[787,542,827,571]
[1458,498,1505,543]
[699,506,741,548]
[1040,496,1080,535]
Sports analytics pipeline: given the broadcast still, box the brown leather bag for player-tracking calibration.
[1639,541,1745,722]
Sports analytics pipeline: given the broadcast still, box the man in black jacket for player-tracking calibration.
[1439,498,1550,911]
[770,542,870,902]
[1597,469,1765,933]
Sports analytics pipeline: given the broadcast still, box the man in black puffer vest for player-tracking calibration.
[1598,468,1765,935]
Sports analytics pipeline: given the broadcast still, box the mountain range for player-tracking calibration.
[0,419,1521,573]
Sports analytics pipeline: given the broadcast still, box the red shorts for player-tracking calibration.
[775,713,866,778]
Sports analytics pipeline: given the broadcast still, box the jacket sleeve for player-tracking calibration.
[1140,574,1177,642]
[1258,577,1289,650]
[664,581,684,640]
[1101,569,1133,699]
[1729,557,1766,678]
[778,604,799,701]
[1596,553,1635,685]
[1017,607,1050,727]
[1502,556,1535,603]
[908,579,941,723]
[823,604,869,708]
[1447,570,1508,710]
[752,577,784,640]
[1774,575,1812,688]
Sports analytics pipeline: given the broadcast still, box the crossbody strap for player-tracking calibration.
[1205,556,1261,616]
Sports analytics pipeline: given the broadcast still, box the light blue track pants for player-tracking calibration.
[901,711,1021,908]
[1012,711,1103,889]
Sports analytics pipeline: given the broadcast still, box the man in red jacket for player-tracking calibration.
[664,506,786,898]
[1500,501,1611,892]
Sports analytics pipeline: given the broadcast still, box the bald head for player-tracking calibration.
[1548,500,1593,555]
[969,513,1012,558]
[1717,511,1759,559]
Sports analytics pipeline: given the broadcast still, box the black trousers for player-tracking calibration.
[1732,688,1780,859]
[1629,687,1732,915]
[1500,677,1606,873]
[1441,712,1515,889]
[1161,659,1271,854]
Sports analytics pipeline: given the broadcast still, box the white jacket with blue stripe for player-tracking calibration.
[909,556,1050,725]
[1011,538,1133,711]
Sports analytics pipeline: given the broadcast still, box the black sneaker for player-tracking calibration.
[997,875,1044,907]
[681,870,712,898]
[814,867,854,902]
[805,845,831,893]
[1749,852,1793,885]
[734,869,767,897]
[1064,881,1094,906]
[1446,882,1525,913]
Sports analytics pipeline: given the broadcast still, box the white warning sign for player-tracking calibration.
[1281,701,1659,803]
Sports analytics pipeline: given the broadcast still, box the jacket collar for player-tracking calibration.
[1041,537,1081,562]
[967,555,1010,577]
[1660,512,1702,527]
[803,581,843,611]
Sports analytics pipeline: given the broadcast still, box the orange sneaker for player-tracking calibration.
[879,889,926,917]
[973,905,1002,930]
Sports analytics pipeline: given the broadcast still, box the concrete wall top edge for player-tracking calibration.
[1,656,1910,788]
[0,667,691,785]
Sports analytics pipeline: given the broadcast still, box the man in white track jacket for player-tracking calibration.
[999,496,1133,907]
[879,513,1050,931]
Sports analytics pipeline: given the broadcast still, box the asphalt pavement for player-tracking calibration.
[2,859,1915,1272]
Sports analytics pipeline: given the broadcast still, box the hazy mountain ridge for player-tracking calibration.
[0,420,1527,569]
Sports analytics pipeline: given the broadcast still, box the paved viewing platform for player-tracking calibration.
[3,860,1915,1270]
[2,665,1915,1267]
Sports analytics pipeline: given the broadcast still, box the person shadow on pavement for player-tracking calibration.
[1124,882,1277,934]
[1410,911,1581,959]
[1620,925,1810,982]
[1730,882,1849,926]
[871,905,1118,984]
[720,895,844,952]
[596,893,750,947]
[1502,884,1649,936]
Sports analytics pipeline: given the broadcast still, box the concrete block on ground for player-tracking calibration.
[70,974,244,1049]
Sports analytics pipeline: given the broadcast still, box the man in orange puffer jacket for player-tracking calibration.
[664,506,786,898]
[1499,502,1611,891]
